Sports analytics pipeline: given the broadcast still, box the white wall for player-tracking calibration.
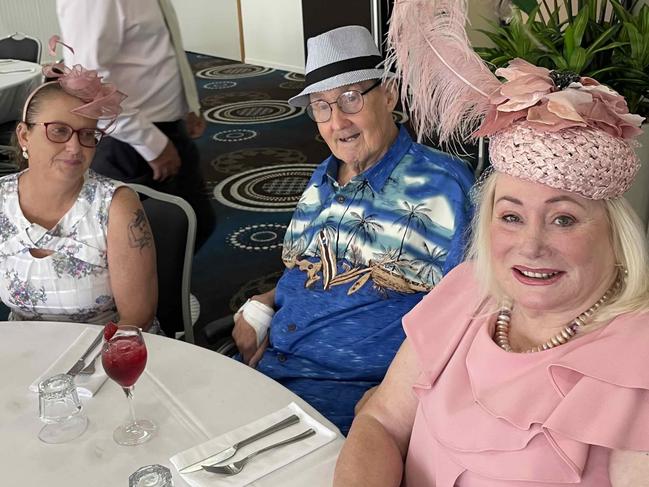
[170,0,242,61]
[240,0,305,74]
[468,0,498,47]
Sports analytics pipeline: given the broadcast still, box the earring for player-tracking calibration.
[21,146,29,160]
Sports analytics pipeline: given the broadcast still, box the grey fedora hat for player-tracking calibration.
[288,25,392,107]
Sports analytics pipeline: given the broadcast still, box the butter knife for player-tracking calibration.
[65,329,104,376]
[179,413,300,474]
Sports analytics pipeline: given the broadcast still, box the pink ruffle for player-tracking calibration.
[403,262,649,485]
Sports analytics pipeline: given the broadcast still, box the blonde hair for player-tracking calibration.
[465,171,649,325]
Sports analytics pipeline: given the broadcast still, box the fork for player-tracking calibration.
[202,428,316,475]
[79,350,101,375]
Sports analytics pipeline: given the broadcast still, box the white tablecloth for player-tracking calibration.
[0,322,344,486]
[0,59,42,123]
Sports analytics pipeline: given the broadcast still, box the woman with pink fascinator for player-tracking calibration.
[0,37,157,330]
[334,1,649,486]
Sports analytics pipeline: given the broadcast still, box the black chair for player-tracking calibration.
[129,184,196,343]
[0,33,42,63]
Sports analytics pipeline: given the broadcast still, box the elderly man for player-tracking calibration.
[232,25,474,434]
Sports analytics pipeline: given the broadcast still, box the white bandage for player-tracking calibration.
[234,298,275,347]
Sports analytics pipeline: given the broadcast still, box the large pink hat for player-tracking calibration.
[22,36,126,123]
[385,0,644,200]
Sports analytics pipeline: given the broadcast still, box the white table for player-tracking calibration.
[0,59,42,124]
[0,322,344,486]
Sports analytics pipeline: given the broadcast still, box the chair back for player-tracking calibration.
[128,184,196,343]
[0,33,42,63]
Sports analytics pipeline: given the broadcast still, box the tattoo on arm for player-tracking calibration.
[127,209,153,252]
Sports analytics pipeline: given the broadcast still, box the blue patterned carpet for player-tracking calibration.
[187,53,332,347]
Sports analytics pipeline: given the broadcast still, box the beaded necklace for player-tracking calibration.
[494,275,622,353]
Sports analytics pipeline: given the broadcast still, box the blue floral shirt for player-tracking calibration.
[256,126,475,434]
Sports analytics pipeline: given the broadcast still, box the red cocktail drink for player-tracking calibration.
[102,336,147,388]
[101,325,156,446]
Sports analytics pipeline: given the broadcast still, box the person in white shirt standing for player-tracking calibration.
[56,0,215,249]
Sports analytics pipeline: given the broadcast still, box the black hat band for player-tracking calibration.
[305,55,383,87]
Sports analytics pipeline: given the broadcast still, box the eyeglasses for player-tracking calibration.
[30,122,105,148]
[306,80,382,123]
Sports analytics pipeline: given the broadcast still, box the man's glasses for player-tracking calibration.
[306,80,382,123]
[30,122,105,148]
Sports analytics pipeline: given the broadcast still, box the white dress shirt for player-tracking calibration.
[56,0,192,161]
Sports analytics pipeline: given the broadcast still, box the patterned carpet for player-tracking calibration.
[187,53,334,347]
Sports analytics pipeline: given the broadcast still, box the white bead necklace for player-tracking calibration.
[494,275,622,353]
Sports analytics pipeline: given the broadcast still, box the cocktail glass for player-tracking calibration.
[101,325,156,445]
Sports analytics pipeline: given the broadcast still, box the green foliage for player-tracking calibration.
[475,0,649,116]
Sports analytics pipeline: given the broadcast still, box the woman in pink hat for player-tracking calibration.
[0,38,157,330]
[334,1,649,485]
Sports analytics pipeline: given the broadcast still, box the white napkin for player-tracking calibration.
[29,328,108,398]
[170,402,337,487]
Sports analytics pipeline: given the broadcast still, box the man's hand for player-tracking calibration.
[232,290,275,366]
[249,336,269,368]
[185,111,206,139]
[232,315,259,365]
[148,140,181,181]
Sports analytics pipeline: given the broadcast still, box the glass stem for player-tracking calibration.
[122,386,138,425]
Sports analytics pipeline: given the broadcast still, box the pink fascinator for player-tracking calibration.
[386,0,644,199]
[22,35,126,122]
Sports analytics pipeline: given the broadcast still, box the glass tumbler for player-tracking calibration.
[38,373,88,443]
[129,464,174,487]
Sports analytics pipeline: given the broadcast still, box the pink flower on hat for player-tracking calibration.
[474,58,644,139]
[32,35,127,122]
[58,65,103,103]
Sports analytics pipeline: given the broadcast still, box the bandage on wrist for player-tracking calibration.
[234,298,275,347]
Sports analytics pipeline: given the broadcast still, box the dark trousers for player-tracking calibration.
[92,120,215,250]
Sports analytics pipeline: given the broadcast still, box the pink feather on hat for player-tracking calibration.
[385,0,502,146]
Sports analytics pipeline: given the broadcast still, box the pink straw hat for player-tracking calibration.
[489,123,639,199]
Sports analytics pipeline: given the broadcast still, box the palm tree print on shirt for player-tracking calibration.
[412,241,447,286]
[341,212,384,257]
[394,202,434,259]
[334,179,375,255]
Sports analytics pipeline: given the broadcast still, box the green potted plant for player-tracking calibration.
[476,0,648,117]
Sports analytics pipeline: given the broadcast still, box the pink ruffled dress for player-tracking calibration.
[403,262,649,486]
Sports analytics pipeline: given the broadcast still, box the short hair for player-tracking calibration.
[12,83,65,170]
[465,171,649,326]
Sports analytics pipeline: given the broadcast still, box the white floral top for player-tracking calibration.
[0,170,122,324]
